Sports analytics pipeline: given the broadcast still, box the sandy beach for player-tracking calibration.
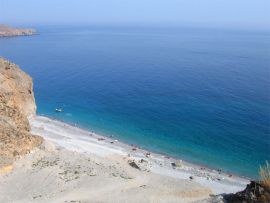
[0,115,249,202]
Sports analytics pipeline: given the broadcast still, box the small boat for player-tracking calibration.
[55,108,63,112]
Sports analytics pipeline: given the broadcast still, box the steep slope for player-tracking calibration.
[0,57,42,168]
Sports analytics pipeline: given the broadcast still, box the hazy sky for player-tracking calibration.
[1,0,270,28]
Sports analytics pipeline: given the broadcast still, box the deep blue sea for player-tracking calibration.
[0,25,269,178]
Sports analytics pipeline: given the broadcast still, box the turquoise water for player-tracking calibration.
[0,25,269,178]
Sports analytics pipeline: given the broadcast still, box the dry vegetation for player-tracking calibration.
[259,161,270,190]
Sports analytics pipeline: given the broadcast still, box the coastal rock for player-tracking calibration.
[0,57,37,117]
[128,161,141,170]
[0,57,43,168]
[223,181,270,203]
[0,25,36,37]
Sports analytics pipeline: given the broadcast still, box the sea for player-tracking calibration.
[0,24,269,178]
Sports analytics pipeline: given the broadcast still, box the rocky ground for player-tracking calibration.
[0,140,214,203]
[223,181,270,202]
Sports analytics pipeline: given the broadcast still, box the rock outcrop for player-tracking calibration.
[0,25,36,37]
[224,181,270,203]
[0,57,42,167]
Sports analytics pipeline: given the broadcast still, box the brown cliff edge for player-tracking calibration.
[0,57,43,168]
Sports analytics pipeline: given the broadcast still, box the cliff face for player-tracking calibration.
[0,57,42,167]
[0,25,36,37]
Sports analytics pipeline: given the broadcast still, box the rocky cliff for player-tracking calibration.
[224,181,270,202]
[0,57,42,167]
[0,25,36,37]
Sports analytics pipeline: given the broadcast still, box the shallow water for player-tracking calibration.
[0,25,269,178]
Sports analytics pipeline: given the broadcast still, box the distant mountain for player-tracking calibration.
[0,24,36,37]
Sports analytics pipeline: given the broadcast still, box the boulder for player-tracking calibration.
[224,181,270,203]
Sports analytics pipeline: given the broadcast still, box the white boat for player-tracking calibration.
[55,108,63,112]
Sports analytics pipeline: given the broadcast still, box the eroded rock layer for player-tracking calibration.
[0,57,42,167]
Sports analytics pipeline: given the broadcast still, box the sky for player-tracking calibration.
[1,0,270,28]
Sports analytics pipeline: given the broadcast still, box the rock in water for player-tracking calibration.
[0,57,43,168]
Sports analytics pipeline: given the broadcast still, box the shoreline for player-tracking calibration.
[36,114,252,180]
[30,115,249,194]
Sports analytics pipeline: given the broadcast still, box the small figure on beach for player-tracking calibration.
[145,152,151,157]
